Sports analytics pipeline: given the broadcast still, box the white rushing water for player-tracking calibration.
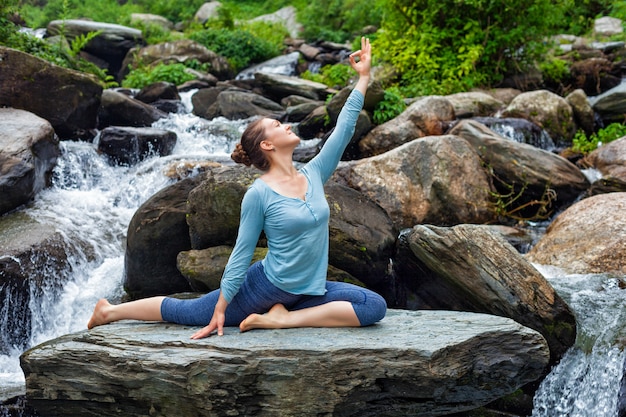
[0,97,248,400]
[532,266,626,417]
[1,94,625,416]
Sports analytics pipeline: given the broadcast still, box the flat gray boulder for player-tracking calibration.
[21,309,549,417]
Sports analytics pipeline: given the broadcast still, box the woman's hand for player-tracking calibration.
[350,36,371,96]
[190,292,228,339]
[349,36,372,78]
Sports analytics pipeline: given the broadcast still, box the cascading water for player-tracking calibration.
[531,266,626,417]
[1,91,624,416]
[0,93,248,405]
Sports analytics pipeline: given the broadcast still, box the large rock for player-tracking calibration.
[194,89,285,121]
[358,96,455,158]
[235,52,301,81]
[449,119,589,219]
[582,136,626,182]
[565,88,595,136]
[119,39,233,81]
[0,46,102,139]
[98,89,167,129]
[124,175,205,299]
[20,310,549,417]
[445,91,505,118]
[249,5,302,39]
[0,212,85,353]
[326,182,397,290]
[98,126,178,166]
[186,165,261,249]
[253,71,330,101]
[333,135,496,229]
[395,224,576,364]
[501,90,576,145]
[0,108,59,215]
[526,192,626,275]
[47,19,143,77]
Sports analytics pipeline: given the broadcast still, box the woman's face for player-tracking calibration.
[261,118,300,151]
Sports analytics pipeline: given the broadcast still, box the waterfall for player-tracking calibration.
[532,266,626,417]
[1,92,625,416]
[0,94,246,402]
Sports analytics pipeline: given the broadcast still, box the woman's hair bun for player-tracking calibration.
[231,143,252,166]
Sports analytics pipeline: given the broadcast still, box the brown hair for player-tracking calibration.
[231,118,271,171]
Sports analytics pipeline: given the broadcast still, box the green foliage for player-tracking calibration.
[373,86,406,125]
[188,25,285,72]
[129,21,179,45]
[19,0,142,28]
[556,0,615,35]
[121,62,196,89]
[572,123,626,154]
[298,0,383,43]
[539,57,570,83]
[300,63,354,88]
[373,0,559,96]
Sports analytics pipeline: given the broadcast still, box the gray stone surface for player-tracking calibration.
[21,309,549,417]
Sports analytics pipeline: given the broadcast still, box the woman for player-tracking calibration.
[88,37,387,339]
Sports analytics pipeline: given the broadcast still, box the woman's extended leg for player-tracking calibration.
[87,297,165,329]
[239,281,387,332]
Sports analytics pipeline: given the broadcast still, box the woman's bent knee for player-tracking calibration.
[354,292,387,326]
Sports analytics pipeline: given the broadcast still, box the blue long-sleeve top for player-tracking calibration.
[220,89,364,302]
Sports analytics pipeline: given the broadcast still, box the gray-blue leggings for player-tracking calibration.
[161,261,387,327]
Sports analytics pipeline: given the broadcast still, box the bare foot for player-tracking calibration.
[87,299,112,329]
[239,304,289,332]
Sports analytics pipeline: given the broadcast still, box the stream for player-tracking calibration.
[1,92,624,416]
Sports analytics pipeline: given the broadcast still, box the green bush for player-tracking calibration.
[188,26,284,72]
[373,0,561,96]
[298,0,383,43]
[572,123,626,154]
[373,87,406,125]
[122,62,196,89]
[300,63,354,89]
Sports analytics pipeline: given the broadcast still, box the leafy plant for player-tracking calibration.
[540,58,570,84]
[122,62,196,89]
[572,123,626,154]
[188,26,284,72]
[373,0,559,96]
[301,63,355,88]
[297,0,383,43]
[373,86,406,125]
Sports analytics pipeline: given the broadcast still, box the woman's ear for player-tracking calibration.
[260,140,274,152]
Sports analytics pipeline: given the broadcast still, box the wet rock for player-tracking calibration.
[119,39,233,81]
[526,192,626,275]
[449,119,589,219]
[333,135,496,229]
[583,136,626,182]
[135,81,181,104]
[501,90,576,145]
[98,89,167,129]
[124,175,205,299]
[358,96,455,158]
[445,91,505,118]
[97,126,178,166]
[20,309,550,417]
[0,212,87,353]
[46,19,143,77]
[0,108,59,215]
[395,223,576,364]
[588,83,626,124]
[0,46,102,139]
